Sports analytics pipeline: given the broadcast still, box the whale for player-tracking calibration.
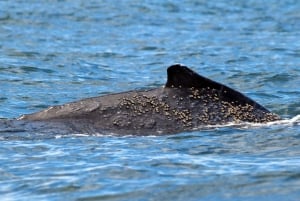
[9,64,280,136]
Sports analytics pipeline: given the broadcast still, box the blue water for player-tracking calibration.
[1,0,300,200]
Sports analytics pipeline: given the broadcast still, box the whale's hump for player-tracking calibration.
[15,64,280,135]
[165,64,270,112]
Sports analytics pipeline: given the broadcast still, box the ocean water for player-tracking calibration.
[1,0,300,200]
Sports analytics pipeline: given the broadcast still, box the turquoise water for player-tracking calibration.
[1,0,300,200]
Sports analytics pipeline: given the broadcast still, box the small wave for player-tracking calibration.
[195,115,300,131]
[55,132,117,139]
[265,114,300,125]
[242,114,300,128]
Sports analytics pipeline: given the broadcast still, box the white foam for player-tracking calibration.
[196,115,300,130]
[247,114,300,127]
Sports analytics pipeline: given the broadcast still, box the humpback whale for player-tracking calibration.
[14,64,280,135]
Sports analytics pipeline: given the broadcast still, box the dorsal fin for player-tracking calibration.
[165,64,220,89]
[165,64,270,112]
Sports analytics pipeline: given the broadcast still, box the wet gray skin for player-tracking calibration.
[12,64,280,136]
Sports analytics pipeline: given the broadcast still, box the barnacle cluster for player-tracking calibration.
[118,93,193,127]
[113,86,279,129]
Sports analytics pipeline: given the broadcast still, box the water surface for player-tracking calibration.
[0,0,300,200]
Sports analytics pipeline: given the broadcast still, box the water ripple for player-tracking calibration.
[1,0,300,200]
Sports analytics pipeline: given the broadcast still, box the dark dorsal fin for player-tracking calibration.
[166,64,216,88]
[165,64,270,112]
